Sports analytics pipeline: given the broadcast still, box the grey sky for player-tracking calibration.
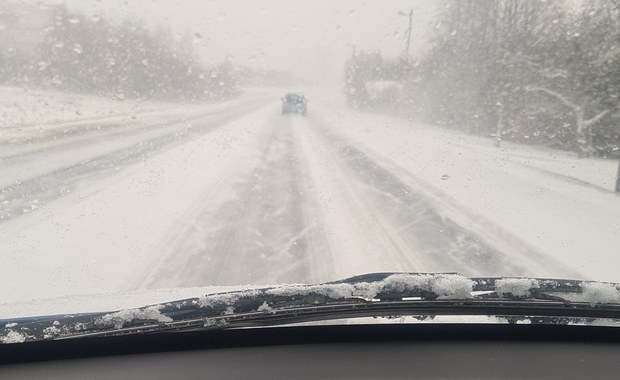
[53,0,438,83]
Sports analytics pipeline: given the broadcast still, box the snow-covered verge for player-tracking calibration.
[0,85,283,129]
[0,85,281,147]
[452,134,619,192]
[0,85,168,130]
[0,88,280,190]
[315,96,620,283]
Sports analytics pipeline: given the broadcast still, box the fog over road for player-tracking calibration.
[2,90,615,305]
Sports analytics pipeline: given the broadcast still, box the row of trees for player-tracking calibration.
[0,4,237,101]
[345,0,620,158]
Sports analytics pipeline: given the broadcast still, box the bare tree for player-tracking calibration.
[526,86,613,157]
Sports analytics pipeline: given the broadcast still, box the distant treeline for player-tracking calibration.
[345,0,620,157]
[0,4,236,101]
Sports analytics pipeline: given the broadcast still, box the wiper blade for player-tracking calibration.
[3,272,620,343]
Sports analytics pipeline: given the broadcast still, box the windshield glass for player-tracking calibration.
[285,94,304,103]
[0,0,619,322]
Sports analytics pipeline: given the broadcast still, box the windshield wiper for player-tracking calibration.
[3,272,620,343]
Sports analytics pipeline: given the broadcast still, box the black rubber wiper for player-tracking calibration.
[3,272,620,343]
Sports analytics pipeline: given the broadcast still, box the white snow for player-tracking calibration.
[0,85,274,137]
[196,274,474,308]
[578,282,620,306]
[290,115,423,279]
[197,289,262,309]
[495,278,540,298]
[0,330,27,344]
[429,275,475,299]
[266,282,359,299]
[0,85,165,133]
[42,325,61,339]
[96,305,172,329]
[257,301,275,313]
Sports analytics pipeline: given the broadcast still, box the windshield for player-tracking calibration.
[0,0,619,324]
[285,94,304,103]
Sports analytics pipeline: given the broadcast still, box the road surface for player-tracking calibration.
[1,91,617,304]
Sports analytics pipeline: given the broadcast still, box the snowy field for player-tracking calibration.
[0,87,618,317]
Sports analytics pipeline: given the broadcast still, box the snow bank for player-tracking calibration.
[0,85,166,130]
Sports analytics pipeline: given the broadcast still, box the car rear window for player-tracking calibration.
[286,94,303,103]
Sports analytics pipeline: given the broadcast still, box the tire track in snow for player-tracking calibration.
[291,117,423,281]
[137,112,313,288]
[139,105,580,290]
[301,114,544,277]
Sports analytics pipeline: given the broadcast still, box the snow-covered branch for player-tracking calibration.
[525,85,578,111]
[584,109,612,126]
[526,86,613,127]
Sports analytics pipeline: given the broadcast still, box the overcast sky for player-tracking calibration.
[46,0,439,84]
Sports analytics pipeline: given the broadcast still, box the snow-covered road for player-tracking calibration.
[1,92,618,306]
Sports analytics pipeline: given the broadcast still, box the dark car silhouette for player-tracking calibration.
[281,93,307,115]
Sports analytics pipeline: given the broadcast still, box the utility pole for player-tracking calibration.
[399,9,413,56]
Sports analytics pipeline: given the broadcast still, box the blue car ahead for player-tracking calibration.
[281,93,308,115]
